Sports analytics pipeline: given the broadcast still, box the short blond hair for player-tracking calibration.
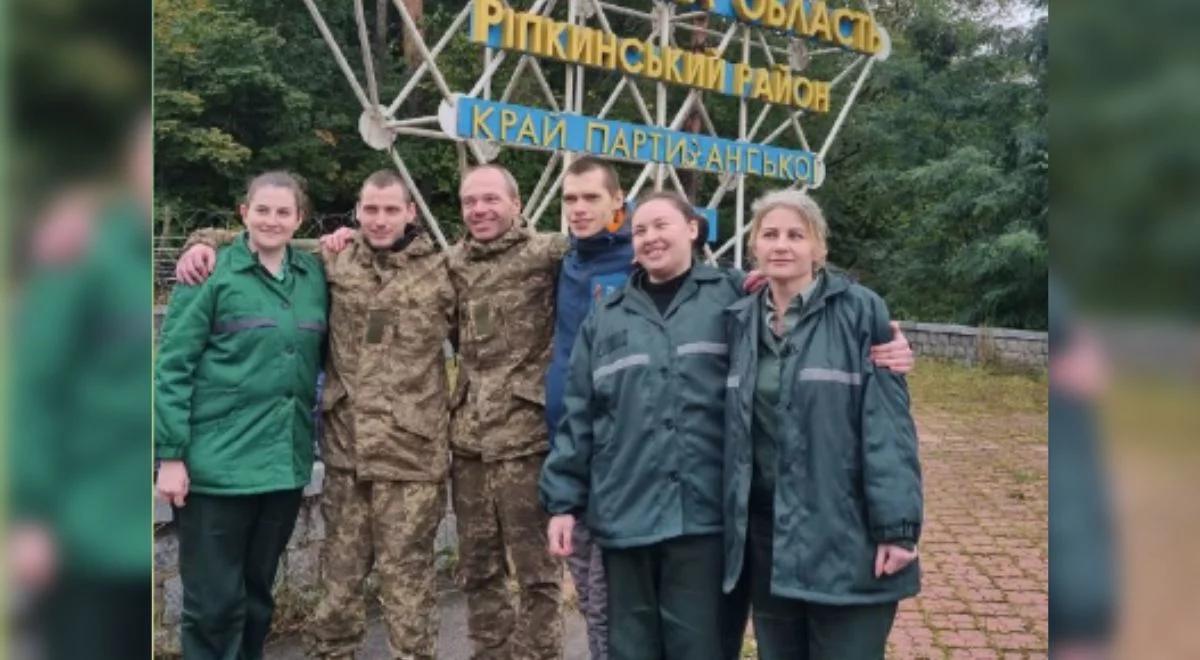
[463,163,521,201]
[748,189,829,268]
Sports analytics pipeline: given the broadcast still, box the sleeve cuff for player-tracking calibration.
[155,444,186,461]
[872,521,921,544]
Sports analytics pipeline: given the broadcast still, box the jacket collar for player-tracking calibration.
[353,224,435,268]
[229,232,310,274]
[461,221,530,260]
[572,228,632,258]
[807,268,851,309]
[727,268,852,324]
[604,262,723,316]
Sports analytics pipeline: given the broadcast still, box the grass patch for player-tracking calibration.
[1010,467,1042,484]
[1103,375,1200,454]
[908,358,1047,418]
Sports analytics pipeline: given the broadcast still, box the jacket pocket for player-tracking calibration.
[511,380,546,408]
[591,352,650,408]
[467,301,508,364]
[391,404,442,442]
[590,439,617,523]
[505,380,547,445]
[190,386,240,427]
[595,329,628,358]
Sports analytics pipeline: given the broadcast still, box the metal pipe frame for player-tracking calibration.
[301,0,883,261]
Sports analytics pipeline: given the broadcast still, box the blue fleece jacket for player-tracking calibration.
[545,228,634,445]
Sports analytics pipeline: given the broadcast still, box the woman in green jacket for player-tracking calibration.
[723,190,922,659]
[154,171,328,660]
[541,191,742,660]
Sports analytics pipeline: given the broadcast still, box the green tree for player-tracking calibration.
[814,0,1048,328]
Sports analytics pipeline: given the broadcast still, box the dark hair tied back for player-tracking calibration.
[633,190,708,252]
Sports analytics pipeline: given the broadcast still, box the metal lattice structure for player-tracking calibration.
[299,0,887,267]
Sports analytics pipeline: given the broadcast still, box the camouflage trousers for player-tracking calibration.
[452,454,563,660]
[308,469,446,660]
[567,520,608,660]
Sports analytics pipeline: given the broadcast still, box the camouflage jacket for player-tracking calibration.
[447,223,567,461]
[183,227,456,482]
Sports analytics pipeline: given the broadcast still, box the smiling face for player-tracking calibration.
[240,185,302,254]
[357,182,415,248]
[562,168,624,238]
[631,198,698,282]
[752,206,826,285]
[460,167,521,242]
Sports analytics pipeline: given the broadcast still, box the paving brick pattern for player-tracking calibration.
[886,410,1048,659]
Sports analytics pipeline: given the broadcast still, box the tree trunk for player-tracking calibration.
[402,0,424,68]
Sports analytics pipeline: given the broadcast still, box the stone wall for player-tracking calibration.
[896,321,1047,369]
[152,463,459,657]
[154,307,1047,369]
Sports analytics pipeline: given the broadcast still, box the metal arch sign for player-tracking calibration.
[300,0,889,262]
[438,94,825,187]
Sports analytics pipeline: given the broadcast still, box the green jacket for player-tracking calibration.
[723,271,922,604]
[539,264,743,548]
[154,233,329,494]
[12,200,152,576]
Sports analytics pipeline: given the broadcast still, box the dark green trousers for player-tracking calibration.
[603,533,739,660]
[41,572,151,660]
[737,509,898,660]
[175,489,303,660]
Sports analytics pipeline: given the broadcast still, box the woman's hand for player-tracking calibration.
[547,514,576,557]
[156,460,191,507]
[874,543,918,578]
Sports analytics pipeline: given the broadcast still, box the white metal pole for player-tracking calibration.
[735,25,750,269]
[388,149,450,250]
[654,1,670,191]
[353,0,381,107]
[300,0,373,110]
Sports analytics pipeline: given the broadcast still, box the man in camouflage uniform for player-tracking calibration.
[449,164,568,660]
[173,170,455,660]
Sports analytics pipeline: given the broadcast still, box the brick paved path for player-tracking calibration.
[885,410,1048,659]
[266,393,1049,660]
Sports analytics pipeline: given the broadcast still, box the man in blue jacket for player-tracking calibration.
[544,156,633,660]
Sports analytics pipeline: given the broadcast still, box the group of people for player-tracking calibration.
[154,156,923,660]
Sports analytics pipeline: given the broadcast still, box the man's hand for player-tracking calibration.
[155,460,190,508]
[1050,327,1108,399]
[547,514,575,557]
[874,543,918,578]
[870,321,915,374]
[742,269,767,293]
[175,244,217,285]
[30,188,98,265]
[319,227,356,253]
